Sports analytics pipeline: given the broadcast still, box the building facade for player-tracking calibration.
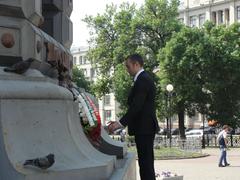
[71,46,120,125]
[179,0,240,27]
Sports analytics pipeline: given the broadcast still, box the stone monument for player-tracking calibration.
[0,1,136,179]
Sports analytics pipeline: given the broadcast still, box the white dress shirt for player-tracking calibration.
[134,69,144,82]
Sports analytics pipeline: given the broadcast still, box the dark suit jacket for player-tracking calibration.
[119,71,160,135]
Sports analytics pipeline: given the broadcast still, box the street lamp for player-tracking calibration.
[166,84,174,148]
[166,84,174,92]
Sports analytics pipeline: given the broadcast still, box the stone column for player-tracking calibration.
[205,7,211,21]
[184,10,189,26]
[225,8,230,25]
[229,1,236,24]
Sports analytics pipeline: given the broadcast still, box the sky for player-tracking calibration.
[70,0,145,48]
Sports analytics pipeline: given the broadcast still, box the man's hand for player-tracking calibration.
[107,121,122,134]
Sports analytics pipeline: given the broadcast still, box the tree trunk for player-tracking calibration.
[178,110,185,139]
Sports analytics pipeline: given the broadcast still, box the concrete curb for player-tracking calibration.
[156,153,210,160]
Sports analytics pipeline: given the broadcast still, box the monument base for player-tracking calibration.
[0,68,136,180]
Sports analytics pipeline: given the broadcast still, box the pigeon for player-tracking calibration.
[4,58,35,74]
[23,153,55,169]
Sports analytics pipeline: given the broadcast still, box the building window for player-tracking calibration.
[172,115,178,122]
[79,56,83,64]
[73,57,77,65]
[104,95,111,105]
[83,56,87,64]
[90,68,95,78]
[212,11,216,24]
[199,14,205,27]
[218,10,223,24]
[179,0,184,10]
[191,114,199,122]
[237,6,240,20]
[190,16,197,27]
[104,110,112,121]
[178,18,184,23]
[82,68,87,76]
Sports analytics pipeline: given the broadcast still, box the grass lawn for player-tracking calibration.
[127,146,207,160]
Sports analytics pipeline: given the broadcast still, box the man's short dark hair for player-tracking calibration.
[126,54,144,66]
[223,125,229,130]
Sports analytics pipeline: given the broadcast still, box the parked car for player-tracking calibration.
[171,128,180,135]
[200,126,216,134]
[234,128,240,135]
[185,129,203,138]
[185,128,193,132]
[157,128,180,135]
[158,128,168,135]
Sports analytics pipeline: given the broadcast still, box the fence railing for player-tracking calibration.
[154,134,240,148]
[203,134,240,147]
[154,135,202,153]
[111,134,240,152]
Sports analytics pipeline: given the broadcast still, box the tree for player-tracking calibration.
[200,22,240,127]
[159,22,240,131]
[84,2,141,100]
[158,26,207,138]
[112,64,132,116]
[84,0,182,117]
[72,66,92,93]
[84,3,140,75]
[134,0,182,71]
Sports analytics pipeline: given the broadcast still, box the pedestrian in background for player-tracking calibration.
[217,125,230,167]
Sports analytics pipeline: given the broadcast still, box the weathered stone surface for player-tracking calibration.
[0,26,20,58]
[42,0,73,48]
[0,69,136,180]
[0,0,43,26]
[96,127,127,159]
[0,70,114,179]
[0,0,136,179]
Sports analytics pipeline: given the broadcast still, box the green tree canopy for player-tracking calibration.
[112,64,132,115]
[84,0,182,116]
[159,22,240,128]
[135,0,181,71]
[84,2,140,99]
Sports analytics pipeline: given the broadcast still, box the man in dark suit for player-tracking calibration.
[108,54,159,180]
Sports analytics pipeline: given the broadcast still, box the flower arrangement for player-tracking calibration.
[85,94,101,143]
[76,90,101,145]
[155,171,183,180]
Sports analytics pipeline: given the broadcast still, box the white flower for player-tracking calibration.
[78,93,95,126]
[155,171,178,178]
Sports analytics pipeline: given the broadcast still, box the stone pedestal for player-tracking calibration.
[0,68,136,180]
[0,0,136,178]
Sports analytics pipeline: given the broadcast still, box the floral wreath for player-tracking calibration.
[77,91,101,145]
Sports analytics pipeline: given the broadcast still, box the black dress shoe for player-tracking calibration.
[225,163,230,166]
[218,164,226,167]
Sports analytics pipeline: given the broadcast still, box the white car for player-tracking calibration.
[185,129,203,138]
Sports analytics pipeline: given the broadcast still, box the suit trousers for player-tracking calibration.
[135,134,156,180]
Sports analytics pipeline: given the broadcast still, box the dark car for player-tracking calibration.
[171,128,180,135]
[200,126,216,134]
[158,128,168,135]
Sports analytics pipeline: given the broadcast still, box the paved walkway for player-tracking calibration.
[136,148,240,180]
